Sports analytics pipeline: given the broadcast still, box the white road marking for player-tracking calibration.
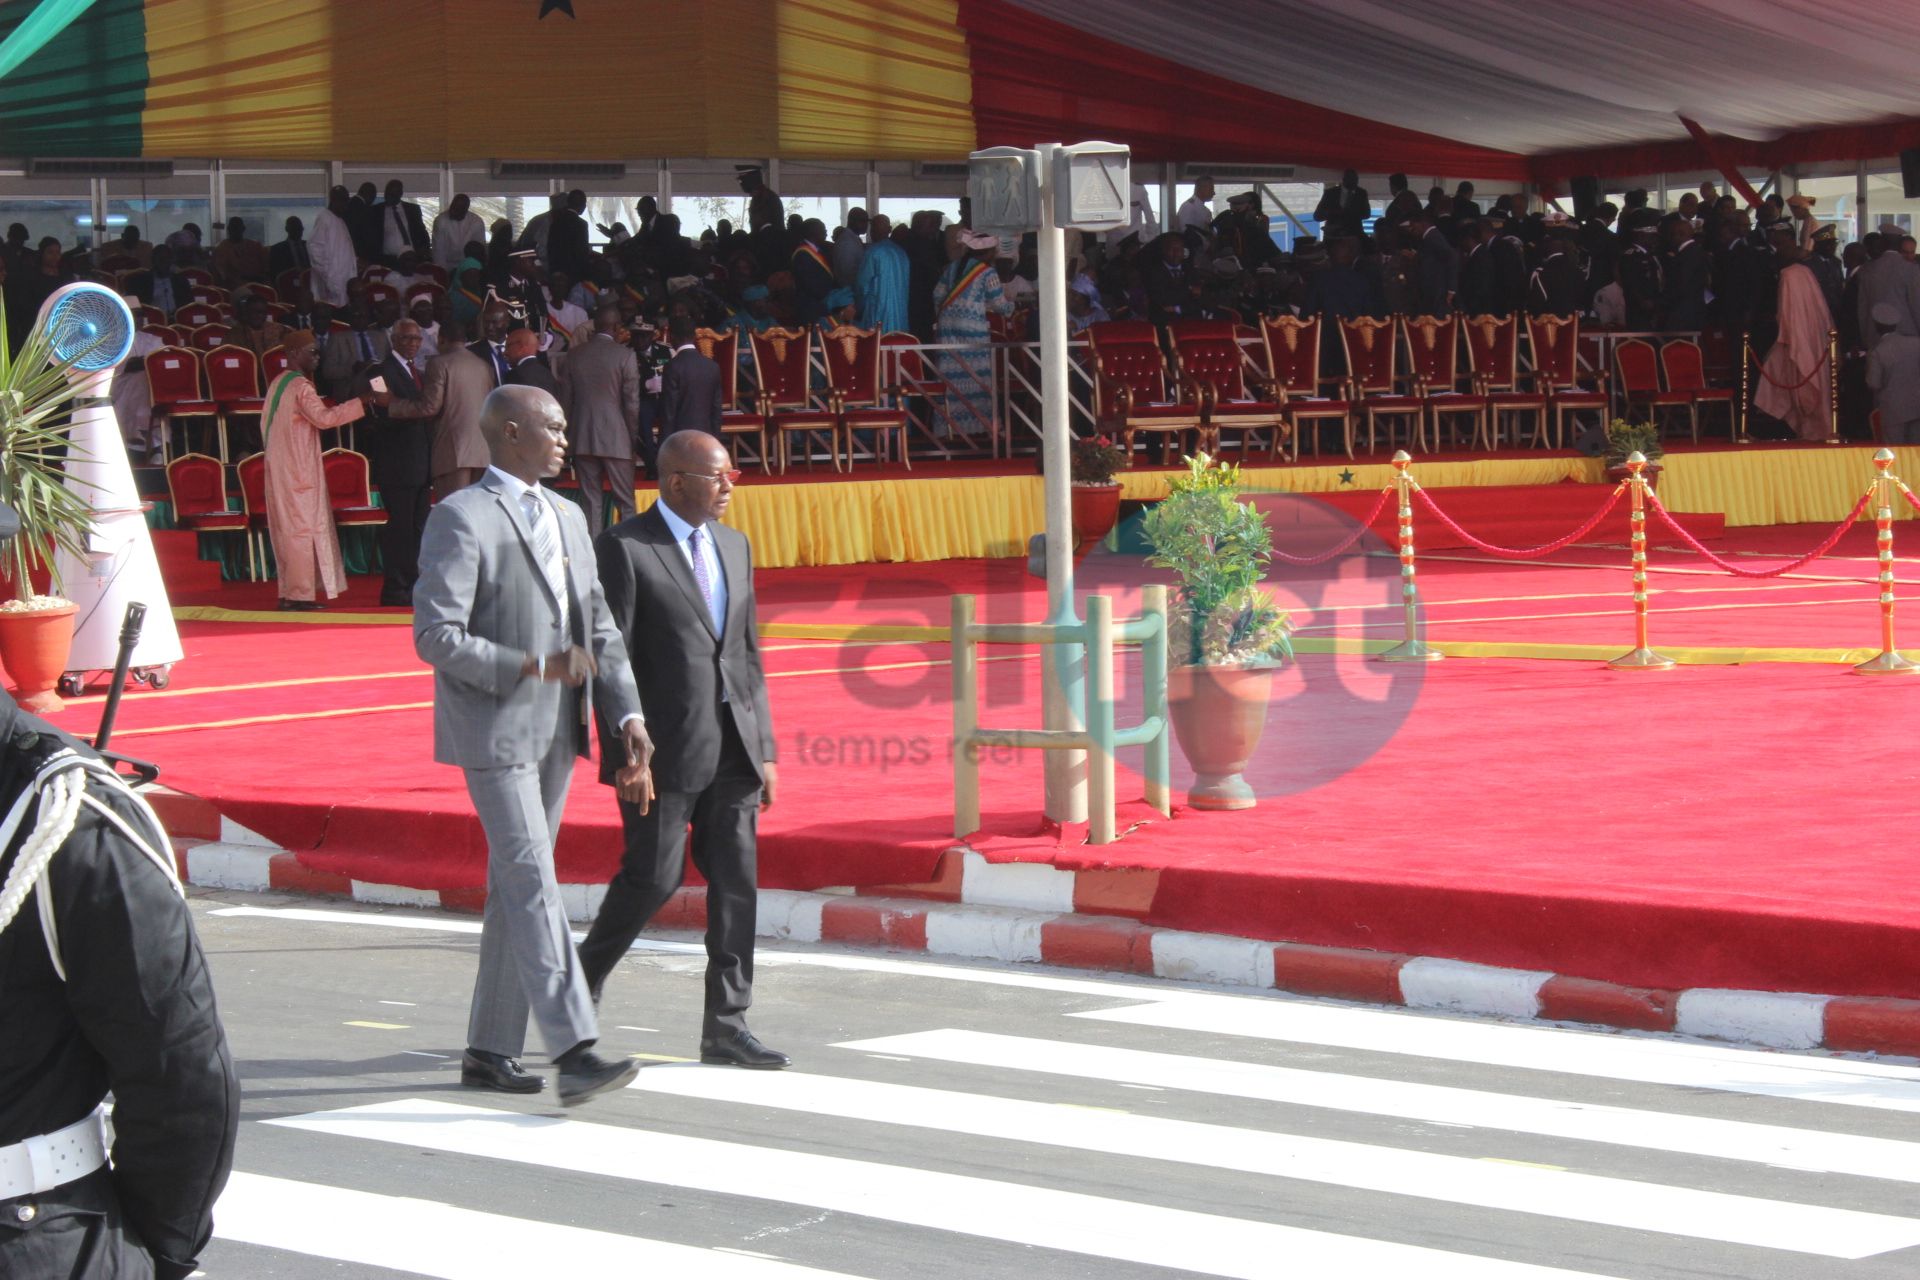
[267,1099,1627,1280]
[628,1065,1920,1258]
[1076,993,1920,1110]
[214,1171,863,1277]
[842,1030,1920,1184]
[401,1051,449,1059]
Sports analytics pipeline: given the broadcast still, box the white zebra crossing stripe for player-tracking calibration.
[627,1064,1920,1258]
[267,1098,1629,1280]
[214,1171,863,1278]
[842,1029,1920,1185]
[1075,993,1920,1112]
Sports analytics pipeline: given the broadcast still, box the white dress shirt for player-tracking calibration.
[655,498,727,632]
[1177,195,1215,233]
[382,200,413,257]
[432,210,486,273]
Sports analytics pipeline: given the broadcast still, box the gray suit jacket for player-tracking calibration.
[660,346,724,434]
[561,333,641,458]
[1857,251,1920,352]
[389,343,495,477]
[414,470,642,769]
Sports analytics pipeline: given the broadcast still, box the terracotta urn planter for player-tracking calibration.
[0,599,78,714]
[1166,662,1275,810]
[1070,482,1123,550]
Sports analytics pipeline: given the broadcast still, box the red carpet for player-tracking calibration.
[48,521,1920,1001]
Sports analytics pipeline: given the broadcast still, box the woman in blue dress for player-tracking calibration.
[932,230,1010,439]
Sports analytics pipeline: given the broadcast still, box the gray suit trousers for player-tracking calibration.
[572,454,636,533]
[462,708,597,1060]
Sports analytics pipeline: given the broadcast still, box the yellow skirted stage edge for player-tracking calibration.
[636,445,1920,571]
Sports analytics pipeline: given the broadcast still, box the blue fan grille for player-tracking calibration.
[47,285,133,371]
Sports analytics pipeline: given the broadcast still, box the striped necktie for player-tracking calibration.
[689,525,720,632]
[522,491,564,606]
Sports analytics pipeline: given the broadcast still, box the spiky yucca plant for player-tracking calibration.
[0,291,101,607]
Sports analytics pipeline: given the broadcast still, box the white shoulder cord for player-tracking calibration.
[0,749,181,981]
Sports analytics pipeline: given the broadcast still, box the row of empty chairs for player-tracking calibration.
[1084,313,1734,461]
[693,325,915,474]
[166,450,384,582]
[146,344,305,464]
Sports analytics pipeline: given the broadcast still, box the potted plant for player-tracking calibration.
[1069,432,1128,549]
[0,294,99,712]
[1143,453,1294,810]
[1603,418,1664,486]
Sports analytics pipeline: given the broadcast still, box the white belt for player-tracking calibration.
[0,1109,108,1200]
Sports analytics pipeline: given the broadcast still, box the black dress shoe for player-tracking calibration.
[378,592,412,608]
[461,1048,543,1094]
[556,1049,639,1107]
[277,599,322,612]
[699,1029,790,1070]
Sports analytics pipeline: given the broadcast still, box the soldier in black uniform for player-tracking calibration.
[1528,224,1586,316]
[1617,222,1666,330]
[0,493,238,1280]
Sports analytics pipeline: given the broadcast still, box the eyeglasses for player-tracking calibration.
[680,469,741,486]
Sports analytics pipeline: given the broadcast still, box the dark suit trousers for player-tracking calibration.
[375,473,430,596]
[579,716,763,1037]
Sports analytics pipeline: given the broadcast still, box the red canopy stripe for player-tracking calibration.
[956,0,1528,180]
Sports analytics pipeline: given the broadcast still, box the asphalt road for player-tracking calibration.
[187,887,1920,1280]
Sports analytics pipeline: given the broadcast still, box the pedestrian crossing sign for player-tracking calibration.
[1054,142,1130,231]
[967,147,1041,233]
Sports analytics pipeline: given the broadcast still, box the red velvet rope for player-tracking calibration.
[1746,344,1829,391]
[1413,484,1626,558]
[1266,487,1395,565]
[1646,487,1872,577]
[1899,480,1920,517]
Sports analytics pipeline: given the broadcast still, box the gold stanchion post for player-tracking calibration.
[1853,449,1918,675]
[1378,450,1442,662]
[1826,329,1842,445]
[1737,343,1753,444]
[1608,452,1676,670]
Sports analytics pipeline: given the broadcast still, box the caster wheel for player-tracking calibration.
[142,667,171,690]
[57,674,85,697]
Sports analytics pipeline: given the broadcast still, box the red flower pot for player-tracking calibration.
[1167,663,1274,810]
[0,599,77,714]
[1070,482,1122,550]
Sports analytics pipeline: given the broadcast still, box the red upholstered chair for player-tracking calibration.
[693,327,769,471]
[133,304,166,328]
[174,302,223,329]
[99,253,139,273]
[187,324,228,351]
[405,282,445,309]
[1614,338,1690,439]
[275,268,308,298]
[1527,314,1608,448]
[189,284,228,307]
[322,448,387,528]
[1400,314,1484,452]
[1659,339,1735,443]
[1340,316,1422,455]
[203,345,263,462]
[1167,319,1285,459]
[364,282,399,310]
[165,452,250,576]
[414,263,449,286]
[821,325,910,469]
[261,345,292,382]
[245,283,279,304]
[265,302,294,322]
[145,346,217,465]
[235,452,270,581]
[1259,314,1350,460]
[142,323,183,347]
[1461,313,1545,448]
[750,327,839,474]
[1086,321,1201,461]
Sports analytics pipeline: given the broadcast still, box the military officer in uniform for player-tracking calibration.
[0,495,238,1280]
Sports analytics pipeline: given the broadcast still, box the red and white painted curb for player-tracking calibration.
[150,790,1920,1061]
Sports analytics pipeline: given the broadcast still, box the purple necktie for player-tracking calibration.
[689,525,719,631]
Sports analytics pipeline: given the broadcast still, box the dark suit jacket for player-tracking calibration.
[268,237,311,279]
[548,208,591,283]
[468,338,510,388]
[505,354,561,400]
[356,351,432,487]
[126,269,195,316]
[347,196,383,263]
[593,505,775,792]
[660,346,723,433]
[374,200,431,260]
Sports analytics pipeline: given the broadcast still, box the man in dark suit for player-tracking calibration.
[347,182,384,264]
[470,300,513,387]
[126,244,193,318]
[548,189,593,286]
[269,216,311,279]
[581,429,785,1069]
[378,180,431,265]
[503,327,560,399]
[658,313,722,435]
[357,319,434,605]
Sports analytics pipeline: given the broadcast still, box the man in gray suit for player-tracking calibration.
[562,299,642,530]
[413,384,655,1106]
[581,430,786,1069]
[658,313,724,436]
[1857,225,1920,353]
[389,315,494,497]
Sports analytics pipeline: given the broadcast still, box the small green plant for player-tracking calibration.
[1603,417,1663,467]
[1070,433,1128,486]
[0,289,100,607]
[1142,452,1293,668]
